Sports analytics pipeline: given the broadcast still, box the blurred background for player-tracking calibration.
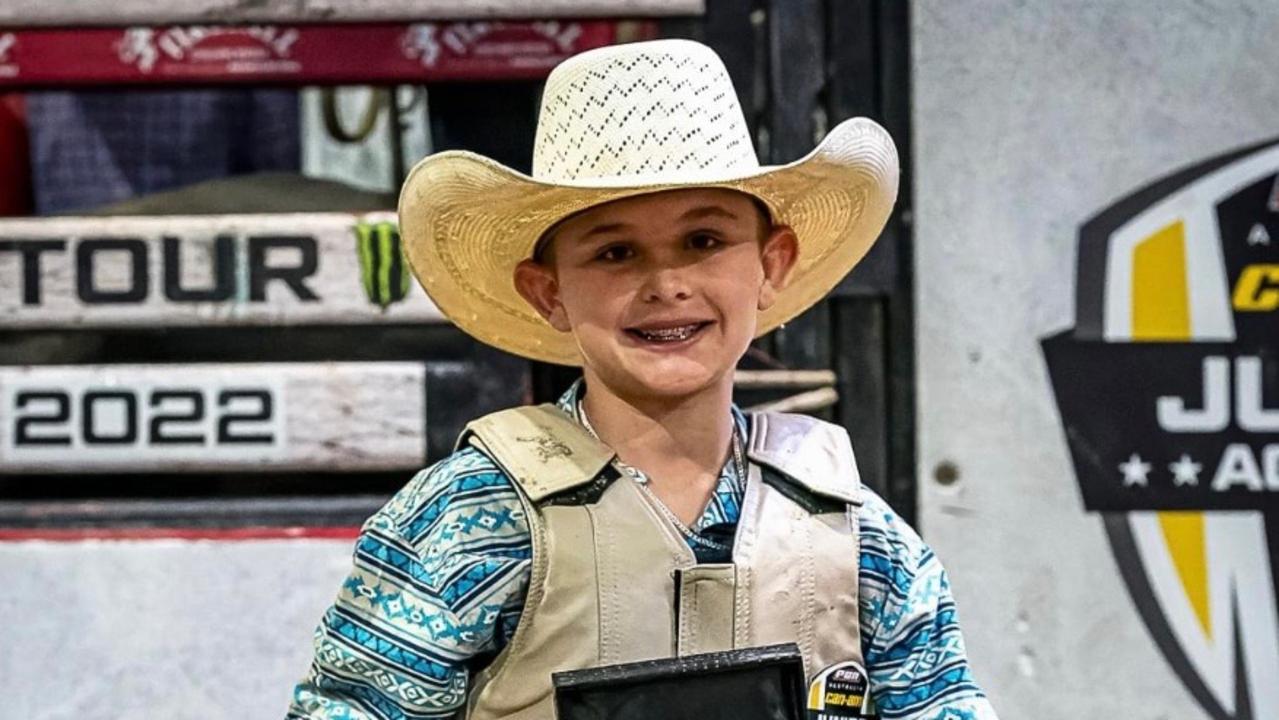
[0,1,1275,718]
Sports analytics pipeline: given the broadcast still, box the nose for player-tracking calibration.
[640,264,693,303]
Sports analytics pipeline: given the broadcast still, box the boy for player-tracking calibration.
[288,39,997,720]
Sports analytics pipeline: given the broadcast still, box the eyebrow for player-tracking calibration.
[678,205,740,222]
[579,222,630,242]
[577,205,741,242]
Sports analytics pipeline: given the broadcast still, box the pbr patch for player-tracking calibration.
[355,219,411,308]
[1042,136,1279,719]
[806,661,875,719]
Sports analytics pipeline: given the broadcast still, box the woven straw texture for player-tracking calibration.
[399,39,899,366]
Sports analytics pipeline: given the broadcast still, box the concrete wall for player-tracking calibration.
[912,1,1279,718]
[0,538,351,719]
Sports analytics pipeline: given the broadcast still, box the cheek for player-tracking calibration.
[710,275,762,324]
[557,269,633,326]
[717,264,767,337]
[714,257,766,304]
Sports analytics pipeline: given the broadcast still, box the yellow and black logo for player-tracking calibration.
[806,661,875,719]
[1043,138,1279,719]
[1233,263,1279,312]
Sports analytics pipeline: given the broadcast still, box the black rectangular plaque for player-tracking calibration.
[552,643,806,720]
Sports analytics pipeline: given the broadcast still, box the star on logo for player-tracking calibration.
[1246,222,1271,246]
[1168,453,1202,487]
[1119,453,1152,487]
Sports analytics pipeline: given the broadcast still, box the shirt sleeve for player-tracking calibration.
[857,491,1000,720]
[287,448,533,720]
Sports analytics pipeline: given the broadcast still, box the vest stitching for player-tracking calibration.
[594,501,619,664]
[845,503,865,662]
[689,582,701,652]
[678,582,696,654]
[732,465,762,647]
[798,512,819,677]
[734,564,752,648]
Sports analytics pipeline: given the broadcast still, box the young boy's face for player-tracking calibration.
[514,187,797,402]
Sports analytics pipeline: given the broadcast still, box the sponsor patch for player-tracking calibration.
[806,661,875,719]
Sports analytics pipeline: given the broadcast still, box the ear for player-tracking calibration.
[758,225,799,311]
[513,259,572,332]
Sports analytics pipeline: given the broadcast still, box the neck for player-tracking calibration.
[579,370,736,487]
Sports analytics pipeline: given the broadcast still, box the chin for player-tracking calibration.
[632,373,716,399]
[619,356,727,399]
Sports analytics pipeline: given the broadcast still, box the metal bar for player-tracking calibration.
[0,0,705,27]
[732,369,836,388]
[744,387,838,414]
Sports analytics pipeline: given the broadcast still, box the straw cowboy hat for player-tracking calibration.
[398,38,899,366]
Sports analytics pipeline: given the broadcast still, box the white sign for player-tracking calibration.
[0,362,427,472]
[0,213,445,328]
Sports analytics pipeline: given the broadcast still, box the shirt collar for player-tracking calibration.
[557,378,747,533]
[556,378,748,437]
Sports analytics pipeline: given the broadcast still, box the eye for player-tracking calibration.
[595,244,634,263]
[688,232,722,251]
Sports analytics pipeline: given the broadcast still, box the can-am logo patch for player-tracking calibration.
[1042,139,1279,719]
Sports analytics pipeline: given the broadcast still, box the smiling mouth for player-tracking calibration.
[626,322,713,344]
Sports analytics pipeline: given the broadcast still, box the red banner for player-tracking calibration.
[0,21,655,86]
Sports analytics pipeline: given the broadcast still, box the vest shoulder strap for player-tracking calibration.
[458,404,616,502]
[747,411,863,507]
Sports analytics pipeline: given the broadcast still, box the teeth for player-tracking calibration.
[637,324,699,342]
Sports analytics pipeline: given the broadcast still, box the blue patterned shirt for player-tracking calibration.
[288,383,998,719]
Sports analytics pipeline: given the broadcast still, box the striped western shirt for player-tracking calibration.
[288,382,998,719]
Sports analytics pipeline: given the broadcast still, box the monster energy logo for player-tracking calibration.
[355,220,411,308]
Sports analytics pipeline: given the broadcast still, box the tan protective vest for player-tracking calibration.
[458,404,866,720]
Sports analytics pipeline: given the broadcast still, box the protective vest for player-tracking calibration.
[458,404,866,720]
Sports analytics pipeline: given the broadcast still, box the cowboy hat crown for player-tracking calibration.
[532,39,758,185]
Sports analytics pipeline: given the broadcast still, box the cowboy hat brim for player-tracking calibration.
[398,116,899,366]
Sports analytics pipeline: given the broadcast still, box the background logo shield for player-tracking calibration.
[1043,138,1279,719]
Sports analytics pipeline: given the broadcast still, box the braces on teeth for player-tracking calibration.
[638,325,699,341]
